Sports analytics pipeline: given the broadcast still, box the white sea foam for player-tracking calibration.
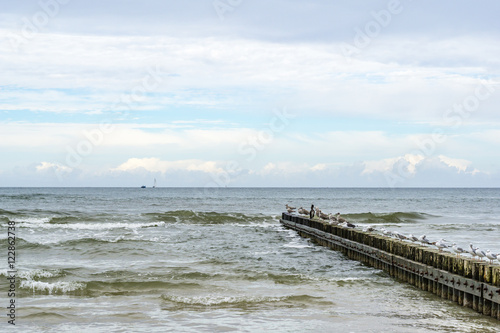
[18,269,63,280]
[283,242,312,249]
[162,294,289,306]
[12,217,51,224]
[20,221,166,230]
[20,280,86,294]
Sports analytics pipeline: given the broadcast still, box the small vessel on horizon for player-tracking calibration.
[141,185,146,188]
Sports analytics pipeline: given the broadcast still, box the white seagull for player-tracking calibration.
[335,213,346,223]
[340,221,355,229]
[408,234,419,242]
[380,227,391,236]
[392,231,407,241]
[418,234,431,245]
[475,248,486,261]
[433,239,448,252]
[486,250,498,264]
[451,243,465,257]
[298,207,309,216]
[316,209,329,220]
[467,243,477,259]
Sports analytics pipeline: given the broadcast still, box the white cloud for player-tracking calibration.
[36,162,72,174]
[362,154,426,176]
[438,155,479,174]
[113,157,225,174]
[1,28,498,121]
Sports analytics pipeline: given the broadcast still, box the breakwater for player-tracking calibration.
[280,212,500,320]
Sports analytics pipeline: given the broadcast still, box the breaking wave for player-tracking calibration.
[345,212,434,224]
[146,210,276,224]
[160,294,332,310]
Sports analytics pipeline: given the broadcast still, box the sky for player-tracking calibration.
[1,0,499,187]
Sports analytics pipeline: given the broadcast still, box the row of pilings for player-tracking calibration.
[280,212,500,320]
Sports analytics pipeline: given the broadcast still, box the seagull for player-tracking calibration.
[335,213,346,223]
[328,213,337,222]
[286,207,295,214]
[316,209,329,220]
[408,234,419,242]
[467,243,477,259]
[340,221,355,228]
[298,207,309,215]
[285,204,296,211]
[433,239,448,252]
[418,234,431,245]
[380,227,391,236]
[392,231,407,241]
[486,250,498,264]
[362,226,375,233]
[451,243,465,257]
[475,248,486,261]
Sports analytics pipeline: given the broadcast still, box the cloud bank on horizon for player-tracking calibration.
[1,0,499,187]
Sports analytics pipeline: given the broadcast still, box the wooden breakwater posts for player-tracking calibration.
[280,212,500,320]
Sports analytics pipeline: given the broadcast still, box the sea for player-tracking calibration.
[1,187,500,332]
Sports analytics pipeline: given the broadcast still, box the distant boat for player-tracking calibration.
[141,185,146,188]
[153,178,156,188]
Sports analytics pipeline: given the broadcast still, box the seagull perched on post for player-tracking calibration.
[451,243,465,257]
[486,250,498,264]
[380,227,390,236]
[392,231,407,241]
[433,239,448,252]
[418,234,431,245]
[316,209,329,220]
[340,221,355,228]
[335,213,346,223]
[298,207,309,216]
[475,248,486,261]
[408,234,419,242]
[285,204,296,210]
[467,243,477,259]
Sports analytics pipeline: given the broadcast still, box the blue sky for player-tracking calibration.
[1,0,499,187]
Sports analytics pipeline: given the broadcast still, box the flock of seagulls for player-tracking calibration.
[285,203,500,265]
[287,204,355,229]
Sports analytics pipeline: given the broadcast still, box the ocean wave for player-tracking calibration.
[0,237,51,250]
[17,269,65,280]
[146,210,275,225]
[160,294,329,309]
[10,216,52,224]
[85,280,203,296]
[20,280,86,294]
[15,220,165,230]
[346,212,433,224]
[1,268,66,281]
